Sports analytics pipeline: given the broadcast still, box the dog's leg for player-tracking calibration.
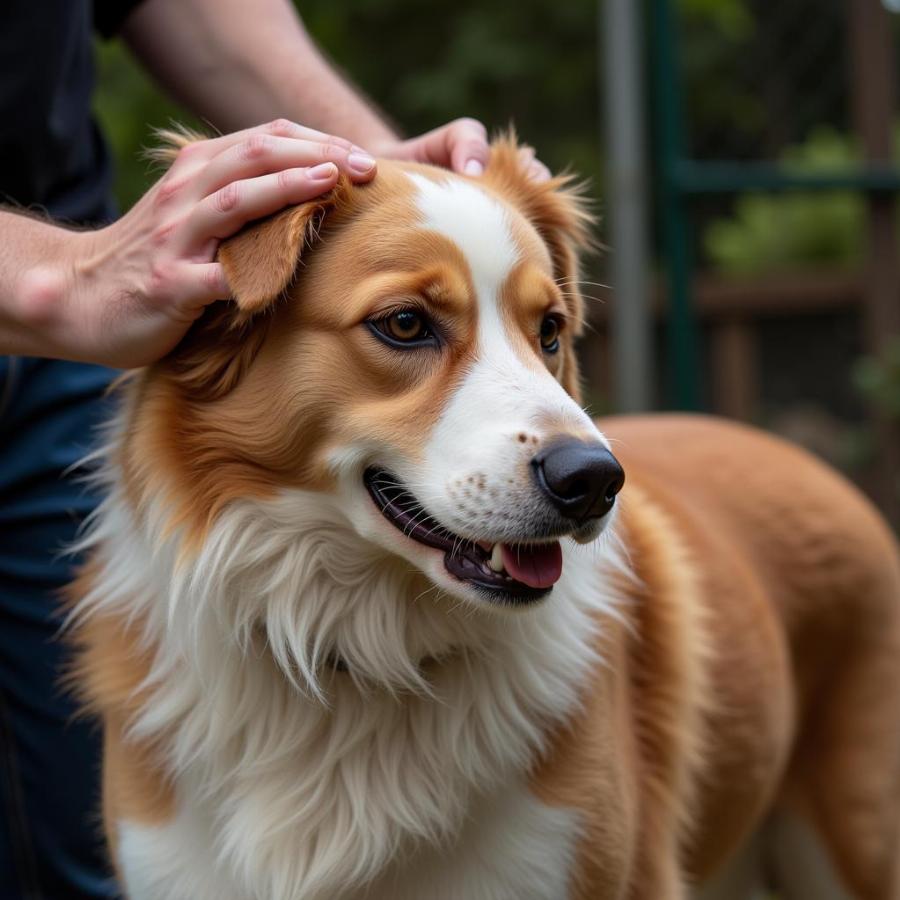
[626,837,689,900]
[766,809,856,900]
[691,829,767,900]
[769,580,900,900]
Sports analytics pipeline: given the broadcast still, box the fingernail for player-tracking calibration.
[464,159,484,177]
[348,152,376,174]
[309,162,338,181]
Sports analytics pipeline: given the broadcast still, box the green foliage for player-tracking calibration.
[677,0,767,150]
[93,1,604,213]
[679,0,754,43]
[854,339,900,418]
[704,126,900,429]
[702,127,897,274]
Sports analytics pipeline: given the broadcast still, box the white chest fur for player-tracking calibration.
[78,488,625,900]
[117,782,581,900]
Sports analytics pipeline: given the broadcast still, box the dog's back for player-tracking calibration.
[600,414,900,898]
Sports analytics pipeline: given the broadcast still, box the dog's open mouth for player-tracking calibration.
[364,468,561,603]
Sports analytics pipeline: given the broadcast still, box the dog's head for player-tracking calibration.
[132,137,623,608]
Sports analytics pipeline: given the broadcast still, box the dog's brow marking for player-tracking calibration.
[407,173,519,323]
[408,171,523,378]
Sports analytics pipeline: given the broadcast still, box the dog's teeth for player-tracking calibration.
[488,543,505,573]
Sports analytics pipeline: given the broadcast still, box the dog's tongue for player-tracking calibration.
[500,542,563,589]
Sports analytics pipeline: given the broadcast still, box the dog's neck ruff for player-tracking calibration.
[74,461,628,899]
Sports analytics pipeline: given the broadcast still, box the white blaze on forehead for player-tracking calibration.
[407,173,519,321]
[409,172,601,538]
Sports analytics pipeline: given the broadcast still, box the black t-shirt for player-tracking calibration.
[1,1,144,225]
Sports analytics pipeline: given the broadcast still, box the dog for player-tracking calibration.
[67,135,900,899]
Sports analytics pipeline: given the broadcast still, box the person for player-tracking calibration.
[0,1,548,896]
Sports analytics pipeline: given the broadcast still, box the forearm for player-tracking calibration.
[0,210,83,359]
[121,0,398,147]
[0,123,379,368]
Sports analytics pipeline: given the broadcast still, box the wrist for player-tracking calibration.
[14,227,89,357]
[15,229,75,325]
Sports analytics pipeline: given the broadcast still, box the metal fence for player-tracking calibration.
[603,0,900,523]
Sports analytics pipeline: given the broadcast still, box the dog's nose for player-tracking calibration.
[532,441,625,522]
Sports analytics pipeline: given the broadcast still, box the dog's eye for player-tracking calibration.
[540,315,561,353]
[386,311,427,341]
[368,310,436,348]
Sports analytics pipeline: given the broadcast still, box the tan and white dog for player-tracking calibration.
[68,136,900,900]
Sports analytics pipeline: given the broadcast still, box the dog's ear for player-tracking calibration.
[484,134,595,328]
[163,192,345,400]
[484,134,596,398]
[218,183,346,315]
[151,126,347,316]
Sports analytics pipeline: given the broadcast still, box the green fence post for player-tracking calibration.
[650,0,700,409]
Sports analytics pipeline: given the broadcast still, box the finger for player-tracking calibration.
[195,135,376,199]
[446,119,490,176]
[529,160,552,183]
[406,118,488,174]
[517,146,536,169]
[179,163,340,252]
[175,262,232,311]
[169,119,360,170]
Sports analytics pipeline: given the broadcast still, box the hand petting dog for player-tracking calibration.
[1,115,548,369]
[371,117,551,182]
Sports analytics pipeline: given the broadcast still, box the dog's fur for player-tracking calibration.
[68,136,900,899]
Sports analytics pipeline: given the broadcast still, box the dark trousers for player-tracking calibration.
[0,357,120,899]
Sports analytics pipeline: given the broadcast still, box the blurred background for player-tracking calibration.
[94,0,900,525]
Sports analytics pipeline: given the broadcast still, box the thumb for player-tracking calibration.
[446,119,490,176]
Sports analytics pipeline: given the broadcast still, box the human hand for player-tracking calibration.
[56,120,377,368]
[372,118,551,181]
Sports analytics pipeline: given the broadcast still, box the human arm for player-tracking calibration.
[0,121,377,367]
[118,0,551,178]
[1,1,550,370]
[120,0,397,149]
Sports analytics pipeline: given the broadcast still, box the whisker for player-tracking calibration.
[412,582,443,605]
[555,277,611,290]
[403,511,433,539]
[559,291,606,305]
[557,278,607,286]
